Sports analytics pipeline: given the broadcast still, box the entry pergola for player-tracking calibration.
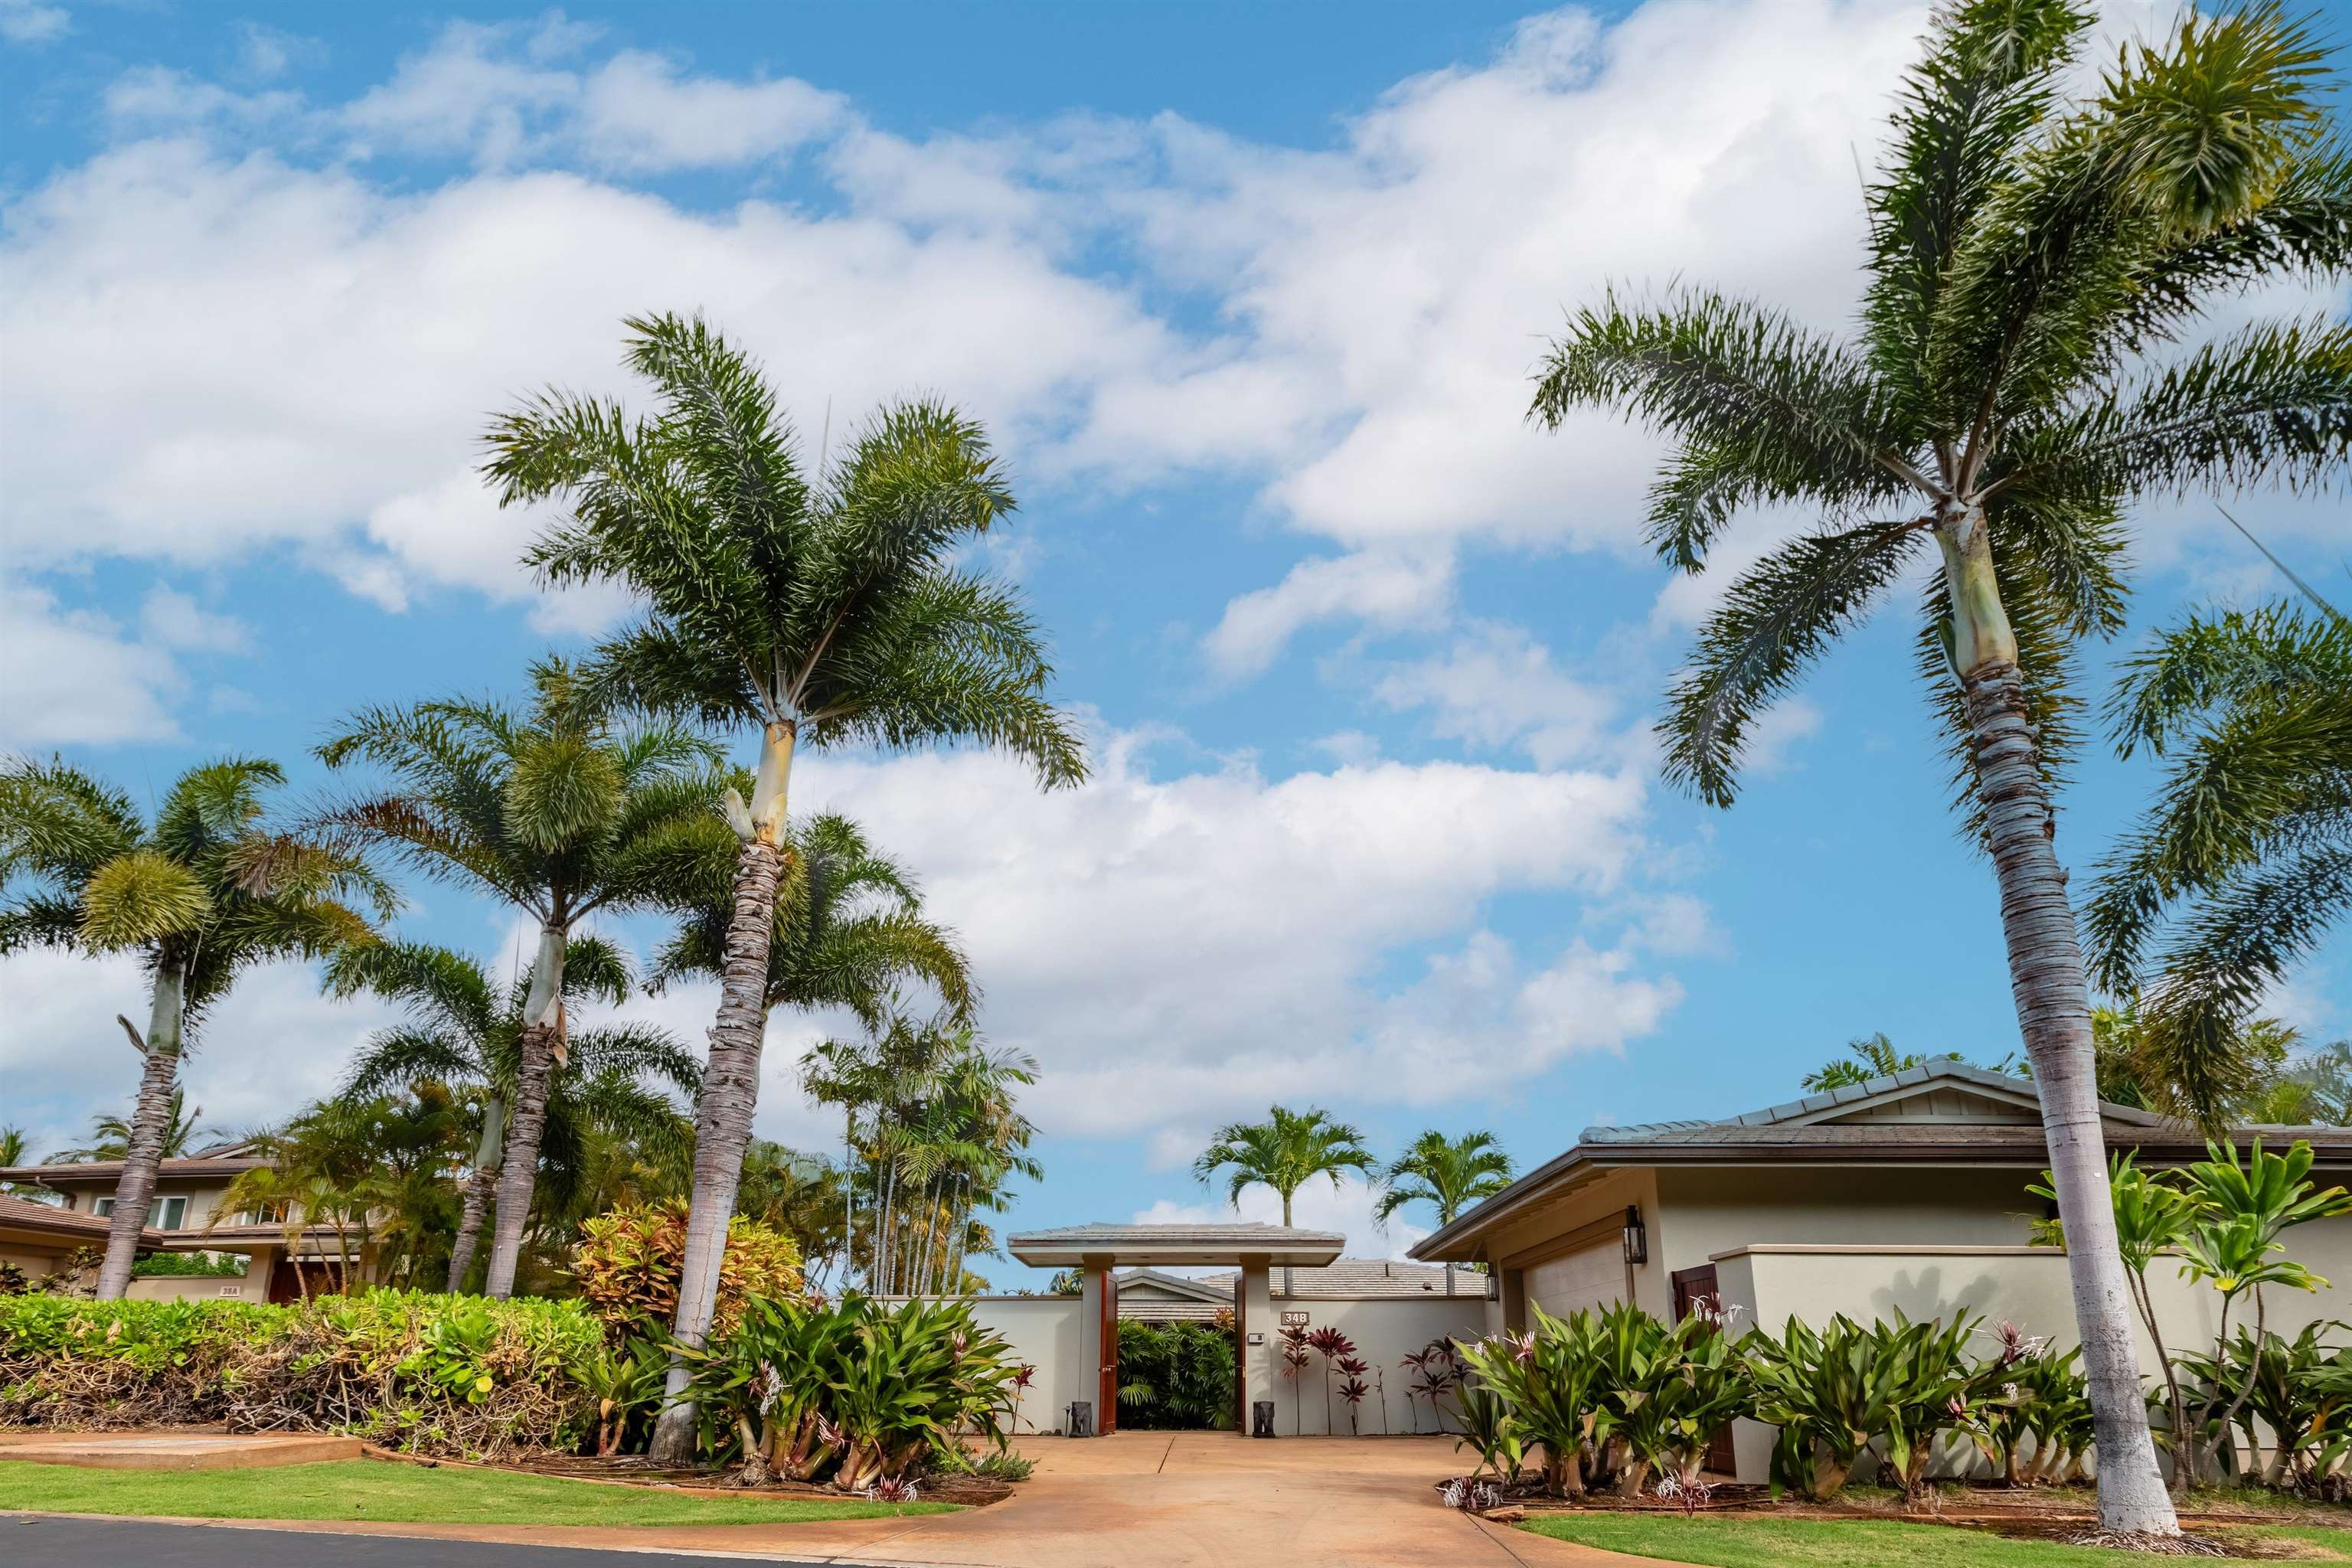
[1008,1223,1344,1435]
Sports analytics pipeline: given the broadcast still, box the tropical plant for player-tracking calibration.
[577,1334,669,1457]
[1278,1322,1310,1435]
[1457,1313,1603,1496]
[316,657,722,1299]
[209,1097,418,1298]
[569,1200,802,1341]
[1527,0,2352,1534]
[2089,603,2352,1128]
[1949,1335,2091,1486]
[1744,1311,1976,1501]
[1800,1033,1964,1092]
[1376,1131,1512,1296]
[2190,1321,2352,1491]
[2171,1138,2351,1484]
[1194,1106,1376,1295]
[1302,1325,1355,1437]
[1400,1337,1462,1435]
[0,756,393,1299]
[485,313,1084,1458]
[45,1089,220,1164]
[329,939,698,1291]
[1116,1319,1236,1431]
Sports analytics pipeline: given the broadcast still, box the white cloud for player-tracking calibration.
[140,586,250,654]
[785,729,1682,1139]
[11,1,2337,652]
[0,578,188,746]
[1204,550,1453,677]
[0,0,67,46]
[1371,622,1617,768]
[1132,1176,1427,1265]
[0,946,404,1161]
[1743,697,1824,776]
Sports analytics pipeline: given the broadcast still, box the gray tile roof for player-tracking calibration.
[1013,1223,1346,1245]
[1199,1258,1473,1298]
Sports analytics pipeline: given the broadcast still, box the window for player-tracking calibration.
[93,1197,113,1217]
[154,1196,188,1230]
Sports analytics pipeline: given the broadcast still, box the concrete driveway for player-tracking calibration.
[10,1434,1664,1567]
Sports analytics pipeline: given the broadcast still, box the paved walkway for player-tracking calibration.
[8,1433,1671,1567]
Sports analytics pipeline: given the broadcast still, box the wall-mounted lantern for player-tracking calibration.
[1621,1206,1648,1266]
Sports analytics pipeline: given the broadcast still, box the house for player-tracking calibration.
[1113,1259,1478,1323]
[0,1142,384,1302]
[1408,1059,2352,1480]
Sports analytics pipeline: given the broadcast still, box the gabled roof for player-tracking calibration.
[1410,1059,2351,1265]
[1201,1258,1468,1299]
[1113,1268,1234,1303]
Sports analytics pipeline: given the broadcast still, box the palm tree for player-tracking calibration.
[1375,1131,1513,1295]
[0,756,390,1299]
[486,313,1083,1459]
[1526,5,2349,1536]
[2087,603,2352,1129]
[327,939,700,1292]
[48,1089,219,1163]
[1194,1106,1376,1295]
[315,656,721,1298]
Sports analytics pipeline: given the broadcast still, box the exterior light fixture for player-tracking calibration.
[1621,1206,1648,1266]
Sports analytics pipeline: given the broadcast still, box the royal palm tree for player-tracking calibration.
[328,939,700,1291]
[0,756,390,1299]
[1375,1130,1513,1295]
[48,1089,219,1163]
[1194,1106,1377,1294]
[487,315,1083,1458]
[315,656,721,1298]
[1527,3,2350,1535]
[2087,603,2352,1129]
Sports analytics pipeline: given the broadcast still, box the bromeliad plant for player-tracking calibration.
[1456,1315,1602,1497]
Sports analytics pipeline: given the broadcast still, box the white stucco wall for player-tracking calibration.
[960,1295,1086,1438]
[1710,1217,2352,1483]
[1259,1296,1490,1436]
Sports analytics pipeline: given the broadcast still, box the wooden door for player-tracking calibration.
[1670,1264,1737,1475]
[1097,1270,1119,1435]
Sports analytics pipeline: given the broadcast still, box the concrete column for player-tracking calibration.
[1498,1266,1527,1336]
[1238,1260,1279,1433]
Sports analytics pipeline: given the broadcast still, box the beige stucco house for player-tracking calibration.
[1409,1060,2352,1480]
[0,1143,383,1301]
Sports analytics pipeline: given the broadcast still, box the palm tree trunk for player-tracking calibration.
[95,962,188,1301]
[1280,1191,1295,1297]
[649,731,790,1464]
[1960,650,2178,1537]
[446,1110,501,1294]
[484,924,564,1299]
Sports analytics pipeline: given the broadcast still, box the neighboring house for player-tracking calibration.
[1114,1259,1477,1322]
[0,1142,386,1302]
[1409,1059,2352,1481]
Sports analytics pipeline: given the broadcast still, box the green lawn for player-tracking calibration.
[0,1459,956,1527]
[1519,1513,2352,1567]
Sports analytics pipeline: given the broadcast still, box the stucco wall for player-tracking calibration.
[1260,1296,1489,1436]
[961,1296,1086,1438]
[1479,1166,1668,1321]
[1655,1165,2050,1272]
[1710,1217,2352,1482]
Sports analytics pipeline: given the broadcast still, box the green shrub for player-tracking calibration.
[130,1252,250,1278]
[1116,1320,1236,1431]
[0,1290,601,1459]
[1745,1311,1976,1500]
[678,1292,1022,1491]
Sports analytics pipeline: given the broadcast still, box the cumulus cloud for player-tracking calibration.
[782,729,1681,1138]
[0,578,220,746]
[1371,622,1619,768]
[1204,550,1454,678]
[0,946,405,1160]
[0,0,67,47]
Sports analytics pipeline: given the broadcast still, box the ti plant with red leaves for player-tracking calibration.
[1305,1326,1357,1436]
[1279,1324,1311,1435]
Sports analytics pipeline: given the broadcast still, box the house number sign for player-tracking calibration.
[1279,1310,1309,1325]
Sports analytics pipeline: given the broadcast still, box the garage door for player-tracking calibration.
[1526,1238,1623,1320]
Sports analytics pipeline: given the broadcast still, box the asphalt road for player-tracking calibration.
[5,1514,830,1566]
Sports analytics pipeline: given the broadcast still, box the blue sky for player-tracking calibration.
[2,0,2346,1284]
